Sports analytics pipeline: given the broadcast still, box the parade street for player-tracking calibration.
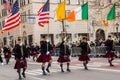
[0,57,120,80]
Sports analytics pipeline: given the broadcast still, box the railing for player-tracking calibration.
[54,46,120,58]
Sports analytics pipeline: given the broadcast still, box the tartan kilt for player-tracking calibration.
[14,59,27,69]
[79,53,90,61]
[105,50,117,58]
[30,52,37,56]
[57,55,70,63]
[4,53,11,59]
[36,54,52,63]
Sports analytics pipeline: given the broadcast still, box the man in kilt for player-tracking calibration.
[78,37,90,70]
[36,36,53,75]
[13,38,28,79]
[3,45,11,64]
[105,35,116,66]
[57,37,71,72]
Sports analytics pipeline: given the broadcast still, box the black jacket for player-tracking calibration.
[40,41,53,54]
[13,44,28,59]
[105,39,114,50]
[59,41,71,56]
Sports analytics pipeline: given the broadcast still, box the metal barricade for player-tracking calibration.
[54,46,120,57]
[115,46,120,57]
[54,48,60,56]
[71,47,81,57]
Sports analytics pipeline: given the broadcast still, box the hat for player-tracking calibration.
[108,35,111,38]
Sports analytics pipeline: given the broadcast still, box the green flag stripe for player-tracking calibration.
[82,2,88,20]
[107,4,115,20]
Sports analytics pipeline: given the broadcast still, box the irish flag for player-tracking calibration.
[66,2,88,22]
[103,4,115,26]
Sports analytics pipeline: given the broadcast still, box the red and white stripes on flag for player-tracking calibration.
[38,0,49,27]
[2,0,21,32]
[3,0,11,13]
[2,12,21,31]
[38,11,49,27]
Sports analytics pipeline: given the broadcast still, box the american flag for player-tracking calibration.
[2,0,21,32]
[3,0,11,13]
[38,0,50,27]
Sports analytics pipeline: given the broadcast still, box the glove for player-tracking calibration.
[64,37,66,41]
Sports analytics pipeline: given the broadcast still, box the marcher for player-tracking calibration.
[78,37,91,70]
[3,45,11,64]
[105,35,117,66]
[36,36,53,75]
[0,47,4,65]
[13,38,28,79]
[57,37,71,72]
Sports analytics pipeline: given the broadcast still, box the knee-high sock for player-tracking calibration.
[67,63,70,70]
[17,69,21,79]
[60,63,64,72]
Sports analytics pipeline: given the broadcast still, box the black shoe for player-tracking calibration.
[43,72,47,75]
[22,72,26,78]
[61,69,64,72]
[19,76,22,80]
[67,69,71,72]
[110,64,114,66]
[46,68,50,73]
[85,67,88,70]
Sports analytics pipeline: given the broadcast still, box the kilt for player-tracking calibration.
[105,50,117,58]
[57,55,70,63]
[30,52,37,56]
[79,53,90,61]
[4,53,11,59]
[14,59,27,69]
[36,54,52,63]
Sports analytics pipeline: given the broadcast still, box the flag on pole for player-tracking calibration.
[66,2,88,22]
[2,0,21,32]
[3,0,11,13]
[103,4,115,26]
[38,0,50,27]
[55,0,66,21]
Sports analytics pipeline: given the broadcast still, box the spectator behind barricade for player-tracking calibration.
[115,39,120,46]
[90,41,96,47]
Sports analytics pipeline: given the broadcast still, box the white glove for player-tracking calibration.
[46,51,50,55]
[46,39,49,42]
[64,37,66,41]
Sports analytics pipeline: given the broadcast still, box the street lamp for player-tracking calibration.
[116,23,119,39]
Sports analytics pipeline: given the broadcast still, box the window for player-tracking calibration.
[0,13,1,18]
[66,0,70,5]
[21,12,27,23]
[9,0,14,5]
[42,0,46,2]
[20,0,26,7]
[76,0,80,5]
[28,0,30,4]
[2,9,7,17]
[0,22,2,30]
[28,10,31,16]
[81,0,84,5]
[66,10,70,16]
[2,20,5,27]
[108,0,112,3]
[1,0,3,5]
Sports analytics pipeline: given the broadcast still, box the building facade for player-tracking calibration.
[0,0,120,46]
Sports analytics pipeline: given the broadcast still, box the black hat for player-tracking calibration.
[42,35,46,38]
[17,38,21,41]
[108,35,111,38]
[82,37,87,40]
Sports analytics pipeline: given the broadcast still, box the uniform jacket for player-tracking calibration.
[13,44,28,59]
[59,41,71,56]
[40,41,53,54]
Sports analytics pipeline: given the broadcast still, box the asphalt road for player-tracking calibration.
[0,57,120,80]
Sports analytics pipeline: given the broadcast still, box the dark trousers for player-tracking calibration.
[0,55,3,63]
